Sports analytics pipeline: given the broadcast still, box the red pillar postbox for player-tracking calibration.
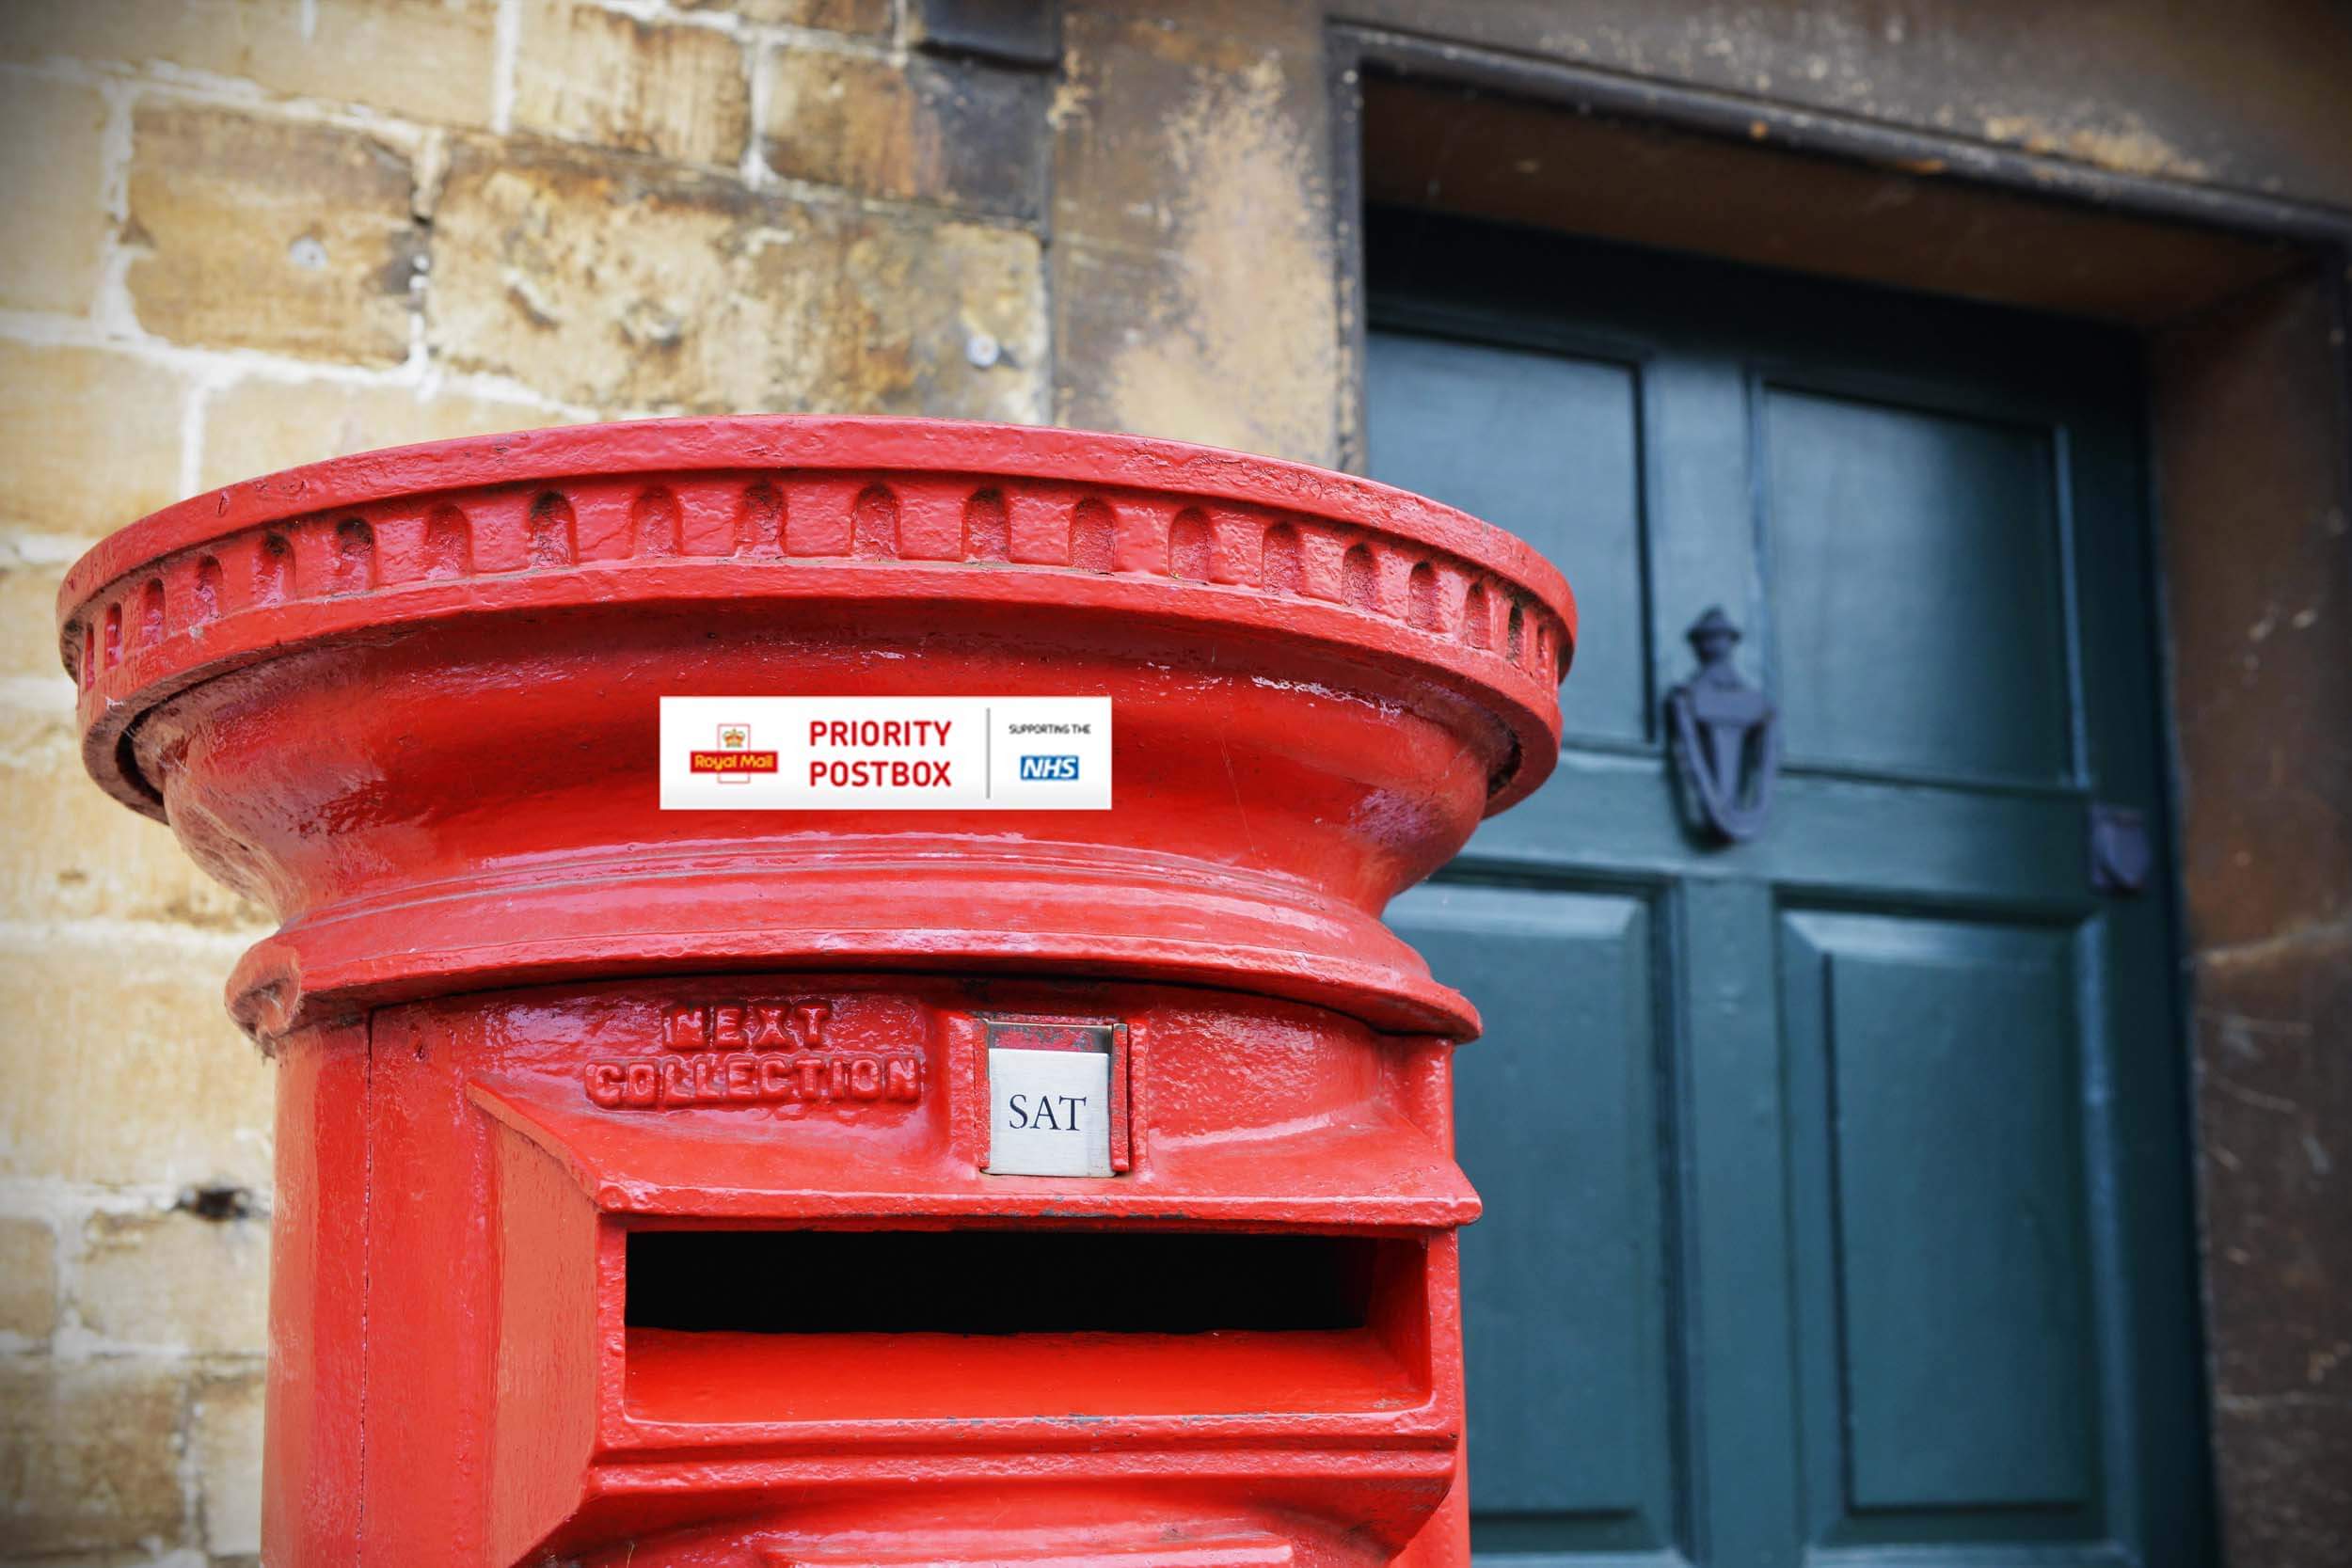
[57,418,1574,1566]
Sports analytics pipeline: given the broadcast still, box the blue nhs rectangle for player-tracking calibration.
[1018,754,1081,782]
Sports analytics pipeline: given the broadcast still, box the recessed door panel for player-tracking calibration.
[1366,331,1645,746]
[1763,388,2073,784]
[1782,911,2101,1542]
[1391,883,1678,1553]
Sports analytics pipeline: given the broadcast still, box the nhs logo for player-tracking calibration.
[1018,754,1081,782]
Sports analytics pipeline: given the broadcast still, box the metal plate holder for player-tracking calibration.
[978,1015,1131,1178]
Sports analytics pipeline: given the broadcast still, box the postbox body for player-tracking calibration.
[57,420,1575,1566]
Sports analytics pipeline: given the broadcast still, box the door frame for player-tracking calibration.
[1327,27,2352,473]
[1327,21,2352,1568]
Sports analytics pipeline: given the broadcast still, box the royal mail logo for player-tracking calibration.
[1018,753,1081,782]
[689,721,779,782]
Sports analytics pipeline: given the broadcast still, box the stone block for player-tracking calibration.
[2155,273,2352,950]
[514,0,752,168]
[0,76,113,316]
[2,0,501,129]
[74,1208,269,1356]
[0,341,188,538]
[2194,928,2352,1402]
[0,534,74,682]
[1054,234,1334,467]
[127,102,421,365]
[2212,1394,2352,1568]
[906,0,1060,67]
[1049,4,1337,464]
[0,927,274,1190]
[1051,3,1319,251]
[0,1358,188,1556]
[764,44,1048,221]
[428,138,1045,420]
[830,207,1046,420]
[0,699,267,931]
[0,1216,59,1340]
[675,0,889,33]
[193,1368,265,1558]
[199,377,577,490]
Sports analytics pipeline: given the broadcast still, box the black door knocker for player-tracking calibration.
[1666,607,1779,844]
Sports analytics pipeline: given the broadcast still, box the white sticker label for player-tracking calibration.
[985,1047,1113,1179]
[660,697,1111,811]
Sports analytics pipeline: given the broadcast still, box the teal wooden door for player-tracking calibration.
[1367,211,2210,1568]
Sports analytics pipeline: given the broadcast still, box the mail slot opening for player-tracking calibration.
[627,1228,1374,1334]
[621,1227,1434,1423]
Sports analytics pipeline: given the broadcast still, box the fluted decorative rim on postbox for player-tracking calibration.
[56,416,1576,1043]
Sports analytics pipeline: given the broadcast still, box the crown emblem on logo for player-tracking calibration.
[720,725,748,749]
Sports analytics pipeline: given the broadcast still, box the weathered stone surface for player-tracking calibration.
[0,700,266,930]
[428,139,1045,420]
[764,44,1048,221]
[75,1208,270,1355]
[829,211,1046,419]
[1071,0,1317,51]
[0,927,274,1189]
[907,0,1061,67]
[1050,4,1337,464]
[1052,4,1318,252]
[1340,0,2352,210]
[0,341,188,538]
[2157,270,2352,1562]
[193,1368,265,1558]
[675,0,889,33]
[0,537,74,682]
[2213,1394,2352,1568]
[127,102,421,365]
[2155,273,2352,952]
[0,1215,59,1340]
[199,377,577,490]
[0,76,112,316]
[514,0,752,168]
[0,1358,187,1555]
[1,0,501,128]
[2194,929,2352,1402]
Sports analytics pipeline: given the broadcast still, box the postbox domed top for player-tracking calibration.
[56,416,1576,1040]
